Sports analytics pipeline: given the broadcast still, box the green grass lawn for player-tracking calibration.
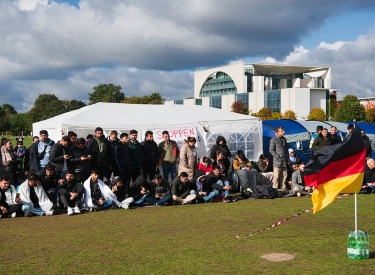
[9,137,33,149]
[1,195,374,275]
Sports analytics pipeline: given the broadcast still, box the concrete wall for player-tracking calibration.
[222,94,235,110]
[194,63,246,98]
[280,88,310,119]
[310,89,327,112]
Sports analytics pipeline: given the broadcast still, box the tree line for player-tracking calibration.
[0,83,166,135]
[231,94,374,122]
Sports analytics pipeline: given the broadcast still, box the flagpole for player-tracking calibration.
[354,193,358,232]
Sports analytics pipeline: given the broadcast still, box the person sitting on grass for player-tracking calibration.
[189,169,213,203]
[58,170,85,215]
[197,156,213,175]
[213,151,229,178]
[0,174,23,218]
[291,163,312,196]
[18,173,54,216]
[257,154,274,185]
[147,174,172,206]
[171,172,197,205]
[108,176,134,209]
[129,176,151,206]
[36,164,61,207]
[232,151,252,171]
[83,169,113,211]
[207,165,234,203]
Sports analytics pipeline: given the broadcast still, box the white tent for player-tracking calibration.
[33,103,263,160]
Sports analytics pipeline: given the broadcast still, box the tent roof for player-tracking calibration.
[327,121,349,133]
[296,120,333,133]
[33,102,259,129]
[263,119,309,135]
[352,122,375,135]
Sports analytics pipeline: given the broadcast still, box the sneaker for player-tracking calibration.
[73,206,81,214]
[121,204,129,209]
[223,196,232,203]
[11,212,16,218]
[67,207,74,215]
[44,210,54,216]
[297,192,301,197]
[24,211,31,217]
[231,196,238,202]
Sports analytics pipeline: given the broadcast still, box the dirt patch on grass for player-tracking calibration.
[261,253,295,262]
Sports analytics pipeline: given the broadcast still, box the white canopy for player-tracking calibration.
[33,103,263,160]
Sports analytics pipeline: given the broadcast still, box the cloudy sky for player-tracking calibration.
[1,0,375,112]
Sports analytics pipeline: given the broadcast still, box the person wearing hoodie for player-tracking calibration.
[171,172,196,204]
[58,170,85,215]
[147,174,172,206]
[108,176,134,209]
[87,127,112,182]
[129,176,150,206]
[189,169,212,202]
[207,165,234,203]
[210,136,232,172]
[197,156,213,175]
[178,137,197,180]
[141,131,160,181]
[0,174,23,218]
[83,169,113,210]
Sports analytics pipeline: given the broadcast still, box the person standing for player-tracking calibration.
[87,127,112,182]
[269,126,289,191]
[141,131,159,181]
[128,130,143,182]
[106,130,119,178]
[1,138,18,187]
[28,130,55,173]
[178,137,198,180]
[330,126,341,145]
[311,128,332,151]
[115,133,132,196]
[158,131,179,181]
[49,136,71,178]
[69,138,91,184]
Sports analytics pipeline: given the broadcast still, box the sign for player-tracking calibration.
[153,127,199,147]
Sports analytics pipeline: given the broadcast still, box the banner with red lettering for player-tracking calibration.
[153,127,199,147]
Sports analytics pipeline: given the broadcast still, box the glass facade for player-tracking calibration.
[235,93,249,107]
[174,100,183,105]
[200,72,237,97]
[210,96,222,109]
[245,69,253,93]
[264,89,281,112]
[195,99,202,106]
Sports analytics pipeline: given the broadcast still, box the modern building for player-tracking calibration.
[165,62,337,119]
[359,97,375,109]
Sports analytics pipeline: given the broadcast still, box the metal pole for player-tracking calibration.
[354,193,358,232]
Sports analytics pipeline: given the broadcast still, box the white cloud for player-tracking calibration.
[317,41,349,50]
[13,0,49,11]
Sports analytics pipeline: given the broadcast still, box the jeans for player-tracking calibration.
[212,180,230,198]
[190,190,207,203]
[22,203,44,216]
[147,193,172,205]
[133,192,150,206]
[92,199,113,209]
[162,163,177,181]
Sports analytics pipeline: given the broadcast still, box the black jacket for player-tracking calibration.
[363,166,375,184]
[207,171,227,191]
[87,137,112,168]
[149,179,171,197]
[69,146,91,173]
[311,135,332,151]
[129,176,150,200]
[190,170,210,193]
[49,142,70,173]
[330,134,341,145]
[363,135,372,158]
[58,178,84,196]
[36,169,61,190]
[115,142,132,168]
[171,177,191,198]
[141,140,159,166]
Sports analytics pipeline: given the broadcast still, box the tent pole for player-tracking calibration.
[354,193,358,232]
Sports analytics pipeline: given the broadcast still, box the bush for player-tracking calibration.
[307,108,326,121]
[283,110,297,120]
[272,112,282,120]
[256,108,273,120]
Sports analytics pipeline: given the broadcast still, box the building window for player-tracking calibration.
[195,99,202,106]
[235,93,249,107]
[200,71,237,97]
[210,96,221,109]
[264,89,281,112]
[174,100,183,105]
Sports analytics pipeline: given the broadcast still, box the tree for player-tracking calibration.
[256,108,273,120]
[283,110,297,120]
[89,83,125,105]
[307,107,326,121]
[230,100,249,115]
[0,107,10,133]
[62,100,87,111]
[334,95,366,122]
[8,113,30,135]
[121,93,166,105]
[1,104,17,115]
[272,112,282,120]
[365,108,375,123]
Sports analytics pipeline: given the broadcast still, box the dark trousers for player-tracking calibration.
[1,204,22,217]
[117,165,131,194]
[75,172,90,184]
[59,185,85,208]
[131,168,141,182]
[6,170,18,187]
[142,165,156,181]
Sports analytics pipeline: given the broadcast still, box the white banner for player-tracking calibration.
[153,127,199,147]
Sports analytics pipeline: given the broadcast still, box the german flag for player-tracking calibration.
[305,125,366,214]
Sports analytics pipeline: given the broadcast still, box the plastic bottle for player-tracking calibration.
[347,231,370,260]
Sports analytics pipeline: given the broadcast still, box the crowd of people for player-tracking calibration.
[0,123,373,218]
